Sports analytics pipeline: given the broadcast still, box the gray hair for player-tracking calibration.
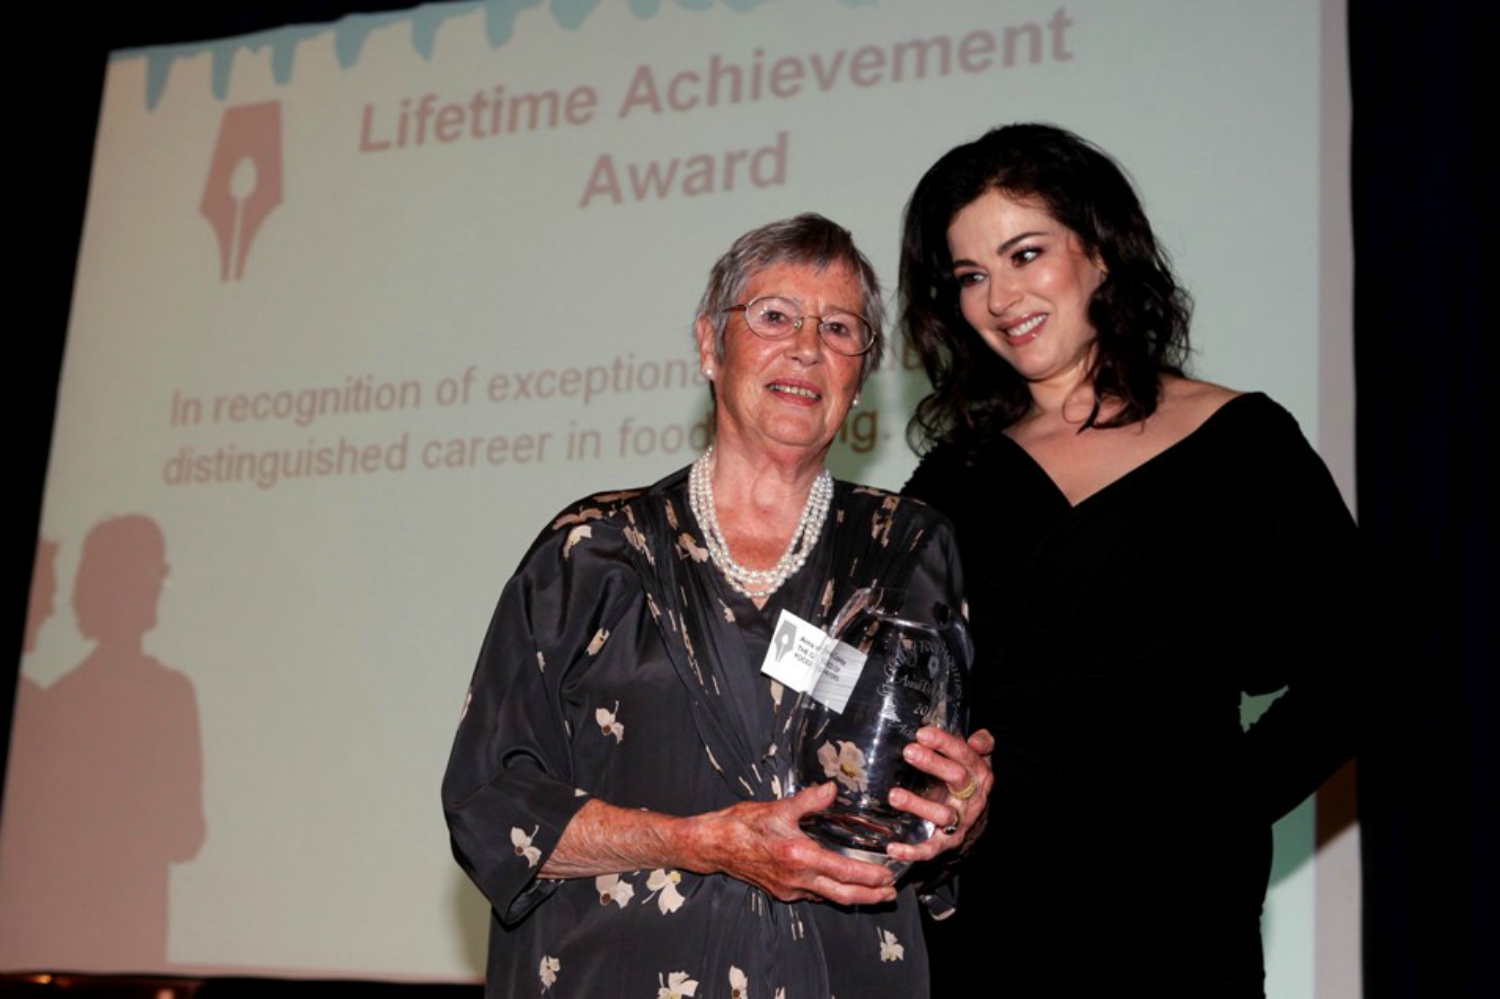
[695,213,885,380]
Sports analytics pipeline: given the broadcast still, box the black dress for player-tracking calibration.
[443,468,964,998]
[904,393,1359,997]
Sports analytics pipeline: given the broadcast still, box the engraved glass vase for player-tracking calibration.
[787,586,969,870]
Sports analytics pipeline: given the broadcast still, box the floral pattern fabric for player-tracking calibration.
[444,467,962,998]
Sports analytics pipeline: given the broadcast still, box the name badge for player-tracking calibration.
[760,609,866,714]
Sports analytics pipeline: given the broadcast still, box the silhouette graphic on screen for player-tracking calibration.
[201,102,282,281]
[22,537,58,654]
[0,517,205,970]
[0,540,60,966]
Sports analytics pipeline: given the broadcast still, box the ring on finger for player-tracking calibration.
[942,805,962,836]
[949,775,979,801]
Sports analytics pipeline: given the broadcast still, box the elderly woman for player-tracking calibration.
[900,124,1359,996]
[444,214,992,998]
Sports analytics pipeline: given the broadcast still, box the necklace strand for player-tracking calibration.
[687,446,832,599]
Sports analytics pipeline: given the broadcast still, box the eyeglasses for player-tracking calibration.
[724,296,875,356]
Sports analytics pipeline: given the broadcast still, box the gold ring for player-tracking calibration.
[950,776,979,801]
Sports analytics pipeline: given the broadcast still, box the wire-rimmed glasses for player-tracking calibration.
[724,296,875,357]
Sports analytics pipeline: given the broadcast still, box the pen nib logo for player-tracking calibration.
[201,102,283,281]
[773,619,797,662]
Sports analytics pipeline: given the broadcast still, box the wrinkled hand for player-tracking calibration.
[885,726,995,864]
[685,782,897,905]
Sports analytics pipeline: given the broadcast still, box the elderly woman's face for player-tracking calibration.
[947,189,1105,391]
[697,261,865,461]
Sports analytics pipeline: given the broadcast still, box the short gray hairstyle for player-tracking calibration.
[695,213,885,380]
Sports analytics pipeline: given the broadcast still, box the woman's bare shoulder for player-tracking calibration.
[1158,376,1242,430]
[1164,375,1240,408]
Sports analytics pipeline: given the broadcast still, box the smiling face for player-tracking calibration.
[698,260,865,464]
[947,188,1107,394]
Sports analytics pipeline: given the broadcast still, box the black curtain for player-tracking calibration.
[1351,1,1495,997]
[6,2,1495,995]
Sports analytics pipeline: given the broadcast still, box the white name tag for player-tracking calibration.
[761,609,866,714]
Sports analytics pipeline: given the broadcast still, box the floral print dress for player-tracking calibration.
[443,467,963,998]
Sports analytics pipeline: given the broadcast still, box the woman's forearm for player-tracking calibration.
[537,785,898,906]
[539,798,693,879]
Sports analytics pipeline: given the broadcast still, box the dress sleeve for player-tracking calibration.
[1233,407,1364,825]
[441,508,631,925]
[902,443,959,509]
[894,506,970,919]
[900,508,968,645]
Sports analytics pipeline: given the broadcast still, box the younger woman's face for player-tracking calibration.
[946,189,1106,393]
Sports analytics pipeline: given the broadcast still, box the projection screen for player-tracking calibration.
[3,1,1354,992]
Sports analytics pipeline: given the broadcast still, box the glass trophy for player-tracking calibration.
[787,586,969,870]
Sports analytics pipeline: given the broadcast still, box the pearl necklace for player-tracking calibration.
[687,446,833,600]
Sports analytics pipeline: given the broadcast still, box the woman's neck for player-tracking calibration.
[703,442,828,569]
[708,437,827,512]
[1019,373,1108,433]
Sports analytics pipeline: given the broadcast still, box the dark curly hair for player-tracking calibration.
[901,123,1191,452]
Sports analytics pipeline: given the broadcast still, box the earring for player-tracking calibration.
[704,366,714,379]
[852,395,861,407]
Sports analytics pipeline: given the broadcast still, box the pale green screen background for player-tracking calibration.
[4,0,1353,991]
